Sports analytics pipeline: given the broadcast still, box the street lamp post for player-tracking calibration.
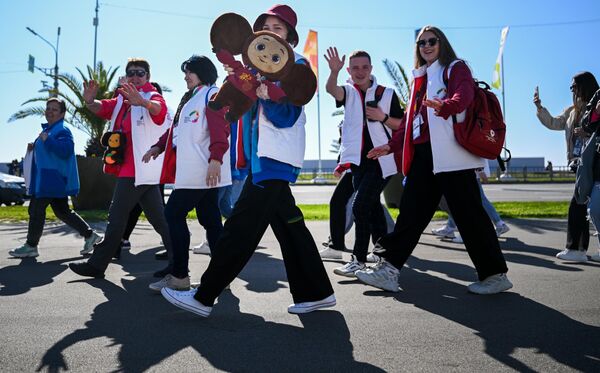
[26,26,60,96]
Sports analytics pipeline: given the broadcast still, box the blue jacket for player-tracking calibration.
[31,119,80,198]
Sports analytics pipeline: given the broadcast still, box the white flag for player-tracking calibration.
[492,26,509,89]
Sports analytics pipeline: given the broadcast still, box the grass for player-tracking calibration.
[0,201,569,222]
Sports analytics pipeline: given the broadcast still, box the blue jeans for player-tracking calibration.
[217,176,247,219]
[587,182,600,249]
[447,180,501,229]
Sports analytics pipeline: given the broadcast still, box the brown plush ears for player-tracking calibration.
[210,13,253,55]
[280,64,318,106]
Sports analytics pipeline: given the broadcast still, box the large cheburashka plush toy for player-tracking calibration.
[100,131,126,165]
[208,12,317,122]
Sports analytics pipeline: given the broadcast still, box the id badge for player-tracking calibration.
[412,114,423,140]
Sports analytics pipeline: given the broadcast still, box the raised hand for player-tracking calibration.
[120,83,145,106]
[533,86,542,109]
[324,47,345,73]
[83,80,99,104]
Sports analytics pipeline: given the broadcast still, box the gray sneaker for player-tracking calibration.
[468,273,513,295]
[9,243,39,258]
[81,231,103,255]
[355,259,400,292]
[333,255,366,277]
[319,247,343,260]
[149,274,190,292]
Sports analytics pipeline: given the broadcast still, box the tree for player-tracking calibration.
[9,62,120,156]
[382,59,410,108]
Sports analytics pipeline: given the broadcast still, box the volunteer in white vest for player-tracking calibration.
[322,48,404,276]
[161,5,335,318]
[360,26,512,295]
[70,58,173,279]
[143,55,231,292]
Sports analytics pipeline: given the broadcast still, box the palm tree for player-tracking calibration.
[9,62,120,156]
[382,59,410,108]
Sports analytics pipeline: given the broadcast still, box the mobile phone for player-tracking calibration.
[366,100,378,108]
[535,86,539,96]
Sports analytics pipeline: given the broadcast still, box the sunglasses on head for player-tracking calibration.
[126,69,147,78]
[417,37,439,48]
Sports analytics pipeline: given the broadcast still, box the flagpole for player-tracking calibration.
[316,38,322,178]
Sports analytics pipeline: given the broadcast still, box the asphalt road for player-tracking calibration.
[1,218,598,372]
[289,183,575,205]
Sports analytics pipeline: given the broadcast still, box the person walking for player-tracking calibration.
[161,5,335,317]
[10,98,102,258]
[534,72,599,262]
[358,26,512,295]
[69,58,173,279]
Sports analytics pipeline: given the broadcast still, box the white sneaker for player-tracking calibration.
[556,249,588,263]
[161,288,212,317]
[591,250,600,263]
[319,247,343,260]
[288,294,336,314]
[432,225,456,238]
[333,255,366,277]
[193,241,211,255]
[149,274,190,292]
[468,273,513,295]
[355,259,400,292]
[366,252,380,263]
[452,234,464,244]
[495,223,510,237]
[81,231,103,255]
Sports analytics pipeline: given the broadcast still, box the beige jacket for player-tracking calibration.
[536,105,587,162]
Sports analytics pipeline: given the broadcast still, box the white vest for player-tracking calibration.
[256,52,308,168]
[108,91,169,186]
[424,60,484,173]
[174,85,232,189]
[340,76,398,178]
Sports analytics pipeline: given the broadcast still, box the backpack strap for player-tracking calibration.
[373,85,392,140]
[442,60,462,125]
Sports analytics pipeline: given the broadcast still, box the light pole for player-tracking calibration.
[26,26,60,96]
[93,0,99,69]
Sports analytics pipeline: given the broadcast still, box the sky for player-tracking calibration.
[1,0,599,167]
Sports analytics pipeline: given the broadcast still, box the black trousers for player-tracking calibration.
[195,176,334,306]
[26,196,92,247]
[377,143,508,281]
[122,184,165,241]
[329,172,354,251]
[566,195,589,251]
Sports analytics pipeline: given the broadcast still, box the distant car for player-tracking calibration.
[0,172,27,206]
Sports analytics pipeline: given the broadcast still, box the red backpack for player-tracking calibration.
[444,62,506,160]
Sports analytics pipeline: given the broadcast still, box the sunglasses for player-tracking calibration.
[417,37,439,48]
[126,69,147,78]
[570,84,576,92]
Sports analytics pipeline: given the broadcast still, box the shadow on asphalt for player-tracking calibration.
[364,258,600,372]
[0,256,80,296]
[35,249,383,372]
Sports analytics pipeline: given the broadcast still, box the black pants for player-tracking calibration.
[88,178,172,273]
[566,195,589,251]
[195,176,334,306]
[26,196,92,247]
[122,184,165,241]
[329,172,354,251]
[164,188,223,278]
[377,143,508,281]
[350,161,389,262]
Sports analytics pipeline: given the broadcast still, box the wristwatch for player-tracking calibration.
[382,114,389,123]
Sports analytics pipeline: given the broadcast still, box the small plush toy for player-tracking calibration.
[208,12,317,122]
[100,131,126,165]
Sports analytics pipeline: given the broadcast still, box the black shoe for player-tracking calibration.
[69,261,105,279]
[113,244,122,260]
[155,249,168,260]
[153,266,172,278]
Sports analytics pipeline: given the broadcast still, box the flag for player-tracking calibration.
[303,30,319,84]
[492,26,509,89]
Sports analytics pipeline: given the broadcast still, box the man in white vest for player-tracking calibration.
[323,48,404,277]
[69,58,173,279]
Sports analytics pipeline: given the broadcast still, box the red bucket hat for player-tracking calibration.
[253,4,299,47]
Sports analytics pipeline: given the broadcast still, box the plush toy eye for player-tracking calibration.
[271,54,281,64]
[255,43,266,52]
